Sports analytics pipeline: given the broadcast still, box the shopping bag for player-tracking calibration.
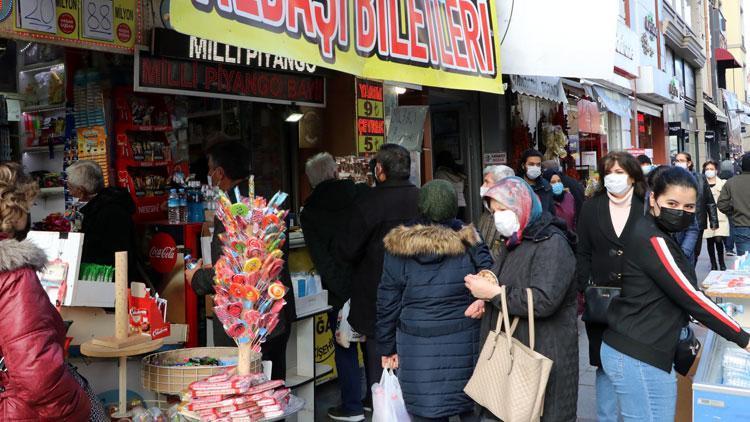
[335,300,366,348]
[464,287,553,422]
[372,369,410,422]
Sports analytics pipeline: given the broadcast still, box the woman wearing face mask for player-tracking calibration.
[0,163,92,421]
[464,177,578,421]
[575,151,647,422]
[543,168,577,232]
[601,167,750,421]
[702,161,730,270]
[477,165,516,263]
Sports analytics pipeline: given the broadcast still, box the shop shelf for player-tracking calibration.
[20,60,65,73]
[119,124,173,132]
[39,187,65,197]
[24,144,66,154]
[121,158,171,168]
[285,367,315,389]
[22,103,66,113]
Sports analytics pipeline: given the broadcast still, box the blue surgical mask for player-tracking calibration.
[552,182,564,196]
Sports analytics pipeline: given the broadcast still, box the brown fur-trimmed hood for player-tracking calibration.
[384,224,482,257]
[0,238,47,272]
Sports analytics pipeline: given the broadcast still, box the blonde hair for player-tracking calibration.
[0,162,39,234]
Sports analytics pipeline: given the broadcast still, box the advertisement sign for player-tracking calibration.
[169,0,503,94]
[482,152,507,165]
[0,0,139,52]
[135,49,326,107]
[387,106,428,151]
[355,78,384,154]
[148,232,178,274]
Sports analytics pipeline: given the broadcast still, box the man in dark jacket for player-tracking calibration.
[718,153,750,257]
[673,153,719,266]
[187,140,295,381]
[518,149,555,215]
[67,160,148,284]
[301,152,366,421]
[338,144,419,398]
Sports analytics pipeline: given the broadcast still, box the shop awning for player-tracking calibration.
[704,101,728,123]
[741,115,750,125]
[592,86,631,118]
[715,48,742,68]
[510,75,567,103]
[637,102,662,118]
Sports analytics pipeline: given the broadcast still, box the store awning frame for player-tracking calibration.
[592,86,631,118]
[704,101,729,123]
[510,75,567,103]
[715,48,742,68]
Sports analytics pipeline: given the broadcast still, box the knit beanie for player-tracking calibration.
[419,180,458,222]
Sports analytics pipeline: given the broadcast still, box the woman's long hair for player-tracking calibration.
[0,162,39,235]
[595,151,648,200]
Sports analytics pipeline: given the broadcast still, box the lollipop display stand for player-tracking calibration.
[81,251,163,418]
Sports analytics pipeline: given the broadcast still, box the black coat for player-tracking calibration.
[530,177,556,216]
[192,181,296,347]
[80,187,141,273]
[575,193,644,367]
[560,174,585,222]
[694,172,719,231]
[300,179,365,310]
[338,179,420,337]
[377,223,492,418]
[481,214,578,422]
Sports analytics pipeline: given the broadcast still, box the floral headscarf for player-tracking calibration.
[483,176,542,246]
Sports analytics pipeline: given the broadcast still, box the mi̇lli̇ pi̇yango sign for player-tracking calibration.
[169,0,503,93]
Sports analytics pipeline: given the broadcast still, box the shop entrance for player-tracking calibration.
[428,90,482,223]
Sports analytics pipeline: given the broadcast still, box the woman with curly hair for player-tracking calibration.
[0,162,91,421]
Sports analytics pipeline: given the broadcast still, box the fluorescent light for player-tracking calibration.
[285,112,304,122]
[394,87,407,95]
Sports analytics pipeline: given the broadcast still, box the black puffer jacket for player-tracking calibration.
[300,179,366,310]
[338,179,419,337]
[693,172,719,231]
[481,213,578,422]
[376,222,492,418]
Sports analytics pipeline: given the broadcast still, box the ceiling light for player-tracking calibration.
[285,111,304,122]
[394,87,407,95]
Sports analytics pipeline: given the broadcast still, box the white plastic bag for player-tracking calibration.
[372,369,411,422]
[335,300,366,348]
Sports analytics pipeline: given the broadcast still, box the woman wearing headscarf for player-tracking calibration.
[477,165,516,263]
[377,180,493,421]
[464,177,579,421]
[542,168,577,232]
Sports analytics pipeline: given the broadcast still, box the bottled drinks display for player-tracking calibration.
[178,188,188,224]
[167,189,180,225]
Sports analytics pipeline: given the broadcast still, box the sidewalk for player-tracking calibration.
[314,240,733,421]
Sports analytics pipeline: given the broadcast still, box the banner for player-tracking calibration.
[355,79,384,154]
[170,0,502,93]
[0,0,139,53]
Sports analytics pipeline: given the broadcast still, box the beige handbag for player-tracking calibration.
[464,286,553,422]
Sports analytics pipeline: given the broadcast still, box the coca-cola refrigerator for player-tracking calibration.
[142,221,204,347]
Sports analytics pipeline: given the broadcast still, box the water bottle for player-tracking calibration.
[178,188,188,223]
[189,182,204,222]
[168,189,180,224]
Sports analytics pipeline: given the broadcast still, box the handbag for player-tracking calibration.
[464,286,553,422]
[581,286,621,325]
[674,325,702,376]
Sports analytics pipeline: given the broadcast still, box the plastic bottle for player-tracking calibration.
[178,188,188,223]
[189,181,204,222]
[168,189,180,224]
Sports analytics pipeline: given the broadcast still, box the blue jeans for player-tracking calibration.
[329,310,364,413]
[596,367,619,422]
[734,226,750,258]
[725,217,736,252]
[600,343,676,422]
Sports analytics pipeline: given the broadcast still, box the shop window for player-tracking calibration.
[685,65,695,100]
[607,113,624,151]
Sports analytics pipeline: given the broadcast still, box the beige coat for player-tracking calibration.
[704,178,730,238]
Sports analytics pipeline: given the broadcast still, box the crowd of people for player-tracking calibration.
[300,145,750,422]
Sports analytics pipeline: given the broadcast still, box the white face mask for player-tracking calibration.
[675,162,689,169]
[479,186,489,198]
[493,210,520,238]
[604,173,631,195]
[641,165,652,175]
[705,170,716,179]
[526,166,542,180]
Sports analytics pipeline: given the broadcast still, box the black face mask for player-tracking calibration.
[655,206,695,233]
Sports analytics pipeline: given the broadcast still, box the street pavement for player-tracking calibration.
[314,240,733,421]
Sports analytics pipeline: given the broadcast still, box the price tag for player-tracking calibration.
[355,79,385,155]
[18,0,57,34]
[81,0,114,41]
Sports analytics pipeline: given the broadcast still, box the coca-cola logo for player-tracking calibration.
[149,232,177,273]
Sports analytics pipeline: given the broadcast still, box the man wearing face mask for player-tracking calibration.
[673,152,719,266]
[518,149,555,216]
[187,140,295,382]
[477,165,516,262]
[637,154,653,175]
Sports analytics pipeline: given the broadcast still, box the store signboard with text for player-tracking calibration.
[134,49,326,107]
[0,0,139,53]
[169,0,503,94]
[355,79,384,154]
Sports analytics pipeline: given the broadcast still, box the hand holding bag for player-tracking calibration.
[581,285,621,325]
[372,369,410,422]
[464,286,553,422]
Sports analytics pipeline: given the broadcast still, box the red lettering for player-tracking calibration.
[288,79,298,99]
[377,0,389,56]
[217,0,233,12]
[141,58,161,85]
[258,75,270,96]
[261,0,284,25]
[234,0,260,21]
[313,0,337,59]
[446,0,469,70]
[205,66,218,88]
[388,0,409,59]
[408,0,428,63]
[167,62,180,87]
[459,0,481,72]
[232,71,245,94]
[271,76,283,98]
[286,0,316,37]
[356,0,377,53]
[423,0,441,65]
[477,0,495,75]
[437,2,454,66]
[246,72,256,94]
[337,0,349,47]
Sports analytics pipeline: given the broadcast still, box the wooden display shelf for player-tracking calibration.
[22,103,66,113]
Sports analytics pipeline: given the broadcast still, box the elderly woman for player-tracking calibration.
[0,162,91,420]
[476,165,516,263]
[465,177,578,421]
[67,161,138,270]
[377,180,492,421]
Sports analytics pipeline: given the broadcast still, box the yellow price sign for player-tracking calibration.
[357,99,383,119]
[358,135,384,154]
